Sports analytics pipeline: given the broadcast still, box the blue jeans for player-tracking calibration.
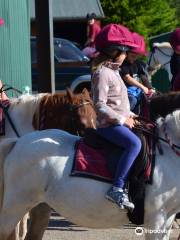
[128,93,137,111]
[97,125,141,188]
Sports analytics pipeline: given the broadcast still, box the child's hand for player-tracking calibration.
[124,117,136,128]
[142,86,149,94]
[146,88,156,98]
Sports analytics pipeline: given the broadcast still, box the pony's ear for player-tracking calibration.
[82,88,90,98]
[66,88,74,103]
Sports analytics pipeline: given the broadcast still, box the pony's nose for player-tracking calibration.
[81,118,88,127]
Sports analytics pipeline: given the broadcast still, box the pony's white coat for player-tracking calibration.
[0,110,180,240]
[1,92,97,240]
[148,42,173,82]
[0,94,45,240]
[2,94,45,138]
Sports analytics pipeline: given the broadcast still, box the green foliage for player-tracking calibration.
[170,0,180,25]
[100,0,178,39]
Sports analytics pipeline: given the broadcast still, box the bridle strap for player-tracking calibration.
[0,84,22,137]
[0,84,22,95]
[70,101,92,110]
[155,46,172,57]
[0,101,20,137]
[69,99,93,136]
[148,46,171,69]
[162,120,180,156]
[134,116,180,154]
[147,48,155,66]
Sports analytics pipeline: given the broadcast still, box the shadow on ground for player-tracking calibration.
[47,212,87,232]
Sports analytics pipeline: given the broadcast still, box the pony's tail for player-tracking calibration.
[0,138,17,209]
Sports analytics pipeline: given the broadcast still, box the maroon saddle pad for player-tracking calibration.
[71,139,113,182]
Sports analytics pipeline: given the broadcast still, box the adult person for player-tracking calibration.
[91,24,142,210]
[84,13,101,48]
[169,27,180,91]
[82,13,101,59]
[120,32,155,113]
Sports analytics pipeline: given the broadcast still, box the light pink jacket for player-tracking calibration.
[91,62,131,128]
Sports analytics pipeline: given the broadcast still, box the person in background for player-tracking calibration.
[169,27,180,91]
[120,32,155,113]
[84,13,101,48]
[82,13,101,59]
[91,24,141,210]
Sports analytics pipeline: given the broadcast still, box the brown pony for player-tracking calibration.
[33,88,96,135]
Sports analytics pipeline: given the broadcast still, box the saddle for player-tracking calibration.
[72,127,152,182]
[71,122,156,225]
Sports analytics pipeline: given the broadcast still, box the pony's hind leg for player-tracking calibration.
[0,193,32,240]
[18,213,29,240]
[0,210,25,240]
[25,203,51,240]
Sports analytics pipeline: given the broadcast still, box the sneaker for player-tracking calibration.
[106,186,135,211]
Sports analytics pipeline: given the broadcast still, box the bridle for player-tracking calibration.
[134,116,180,157]
[69,100,92,110]
[161,119,180,157]
[0,84,23,138]
[68,96,96,136]
[148,46,172,69]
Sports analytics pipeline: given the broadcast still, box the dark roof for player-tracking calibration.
[30,0,104,20]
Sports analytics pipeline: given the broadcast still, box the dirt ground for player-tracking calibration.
[43,213,180,240]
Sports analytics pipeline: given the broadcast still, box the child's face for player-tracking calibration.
[127,52,139,63]
[114,52,127,66]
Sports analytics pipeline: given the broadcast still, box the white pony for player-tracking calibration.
[147,42,174,82]
[0,110,180,240]
[0,89,96,240]
[0,94,45,240]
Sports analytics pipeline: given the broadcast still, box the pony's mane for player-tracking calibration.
[153,42,172,49]
[10,93,46,106]
[150,92,180,119]
[157,110,180,137]
[33,90,94,131]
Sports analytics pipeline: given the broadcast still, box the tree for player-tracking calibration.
[100,0,178,39]
[170,0,180,25]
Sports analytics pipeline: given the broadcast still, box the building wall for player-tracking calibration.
[0,0,31,96]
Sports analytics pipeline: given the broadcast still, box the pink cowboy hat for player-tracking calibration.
[131,32,148,56]
[95,24,139,51]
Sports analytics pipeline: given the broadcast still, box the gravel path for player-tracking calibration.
[43,214,180,240]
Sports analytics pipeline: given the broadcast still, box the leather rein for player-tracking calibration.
[0,84,22,137]
[134,117,180,156]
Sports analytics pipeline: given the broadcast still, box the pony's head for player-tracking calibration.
[66,88,96,135]
[147,42,173,81]
[150,91,180,120]
[157,110,180,140]
[33,89,96,136]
